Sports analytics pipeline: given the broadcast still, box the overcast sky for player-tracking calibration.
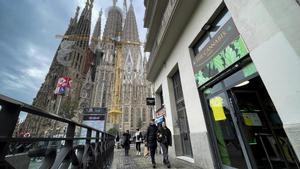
[0,0,146,106]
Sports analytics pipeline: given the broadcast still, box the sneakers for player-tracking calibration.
[167,164,171,168]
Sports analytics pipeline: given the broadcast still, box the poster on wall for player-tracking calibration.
[209,96,227,121]
[155,106,166,125]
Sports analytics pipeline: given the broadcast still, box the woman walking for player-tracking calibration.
[157,122,172,168]
[135,128,143,155]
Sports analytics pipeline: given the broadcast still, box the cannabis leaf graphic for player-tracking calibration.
[233,37,248,58]
[212,53,225,72]
[224,46,238,67]
[195,71,209,86]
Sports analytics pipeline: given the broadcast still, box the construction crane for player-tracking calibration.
[108,36,142,126]
[109,37,123,125]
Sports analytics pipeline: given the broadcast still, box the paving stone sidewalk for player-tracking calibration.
[110,145,202,169]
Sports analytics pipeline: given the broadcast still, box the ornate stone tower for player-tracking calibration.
[78,10,103,113]
[23,0,94,136]
[120,2,152,132]
[24,0,152,135]
[89,1,123,111]
[87,0,152,132]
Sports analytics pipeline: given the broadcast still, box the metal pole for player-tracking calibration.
[51,95,62,137]
[56,95,63,115]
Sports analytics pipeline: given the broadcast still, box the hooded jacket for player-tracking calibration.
[146,123,158,147]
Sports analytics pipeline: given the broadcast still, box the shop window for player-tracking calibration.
[192,8,231,55]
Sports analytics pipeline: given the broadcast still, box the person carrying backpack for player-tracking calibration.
[157,122,172,168]
[135,128,142,155]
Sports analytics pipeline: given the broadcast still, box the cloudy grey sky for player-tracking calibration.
[0,0,146,107]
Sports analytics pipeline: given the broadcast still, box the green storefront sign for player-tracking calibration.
[192,18,249,87]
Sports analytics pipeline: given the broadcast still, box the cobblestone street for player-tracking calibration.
[110,144,201,169]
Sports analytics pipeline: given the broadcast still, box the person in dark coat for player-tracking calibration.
[157,122,172,168]
[123,130,131,156]
[146,119,158,168]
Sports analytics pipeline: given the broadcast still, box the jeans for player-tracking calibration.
[149,145,157,164]
[125,147,129,156]
[160,143,169,165]
[136,142,141,152]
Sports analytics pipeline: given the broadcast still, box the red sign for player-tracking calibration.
[54,77,72,95]
[155,107,166,118]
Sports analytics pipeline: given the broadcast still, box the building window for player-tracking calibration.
[192,8,231,55]
[156,86,164,109]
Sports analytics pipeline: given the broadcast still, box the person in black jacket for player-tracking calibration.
[157,122,172,168]
[123,130,131,156]
[146,119,158,168]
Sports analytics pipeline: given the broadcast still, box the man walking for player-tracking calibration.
[135,128,142,155]
[146,119,158,168]
[157,122,172,168]
[123,130,131,156]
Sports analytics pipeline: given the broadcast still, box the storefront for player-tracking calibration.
[190,6,300,169]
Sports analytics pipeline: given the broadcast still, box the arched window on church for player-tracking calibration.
[124,107,129,122]
[131,108,134,127]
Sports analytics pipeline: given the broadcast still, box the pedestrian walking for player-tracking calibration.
[115,134,120,149]
[157,122,172,168]
[135,128,143,155]
[122,130,131,156]
[146,119,158,168]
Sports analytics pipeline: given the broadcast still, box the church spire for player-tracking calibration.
[113,0,117,6]
[122,2,140,42]
[90,9,102,52]
[123,0,128,12]
[74,6,80,21]
[75,0,93,49]
[102,1,123,39]
[65,6,80,35]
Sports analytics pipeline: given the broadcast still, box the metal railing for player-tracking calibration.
[0,94,115,169]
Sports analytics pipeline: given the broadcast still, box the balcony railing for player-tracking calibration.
[0,94,115,169]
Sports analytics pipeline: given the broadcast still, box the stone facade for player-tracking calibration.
[85,1,152,132]
[23,0,151,136]
[23,0,95,136]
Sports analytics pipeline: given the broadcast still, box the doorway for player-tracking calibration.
[228,76,299,169]
[172,71,193,157]
[202,64,299,169]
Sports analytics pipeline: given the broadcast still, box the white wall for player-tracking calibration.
[152,0,224,168]
[152,0,300,166]
[225,0,300,158]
